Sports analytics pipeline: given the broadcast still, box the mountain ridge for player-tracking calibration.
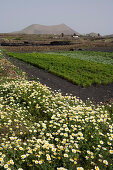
[13,24,79,35]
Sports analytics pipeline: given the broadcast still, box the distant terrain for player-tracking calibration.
[0,25,113,53]
[13,24,79,35]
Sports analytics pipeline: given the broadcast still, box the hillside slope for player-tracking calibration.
[14,24,79,35]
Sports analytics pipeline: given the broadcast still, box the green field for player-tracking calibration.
[7,51,113,87]
[47,51,113,65]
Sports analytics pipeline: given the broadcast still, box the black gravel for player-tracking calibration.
[4,55,113,103]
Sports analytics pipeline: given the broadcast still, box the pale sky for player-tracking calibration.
[0,0,113,35]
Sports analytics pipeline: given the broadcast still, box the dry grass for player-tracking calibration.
[1,58,18,78]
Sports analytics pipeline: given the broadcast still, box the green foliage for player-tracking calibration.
[3,37,22,40]
[48,51,113,65]
[14,37,22,40]
[7,51,113,87]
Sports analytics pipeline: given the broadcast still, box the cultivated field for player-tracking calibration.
[7,51,113,87]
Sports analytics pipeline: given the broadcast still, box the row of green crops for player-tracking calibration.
[47,51,113,65]
[0,79,113,170]
[7,52,113,87]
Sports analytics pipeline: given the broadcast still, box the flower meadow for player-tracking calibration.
[0,78,113,170]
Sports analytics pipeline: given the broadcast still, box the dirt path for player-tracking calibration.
[4,55,113,103]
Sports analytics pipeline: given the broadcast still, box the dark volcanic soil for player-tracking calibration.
[5,55,113,104]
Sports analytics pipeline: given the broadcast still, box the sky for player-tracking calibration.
[0,0,113,35]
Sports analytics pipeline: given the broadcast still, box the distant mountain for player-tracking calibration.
[13,24,79,35]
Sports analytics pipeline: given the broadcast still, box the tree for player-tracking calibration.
[61,33,64,37]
